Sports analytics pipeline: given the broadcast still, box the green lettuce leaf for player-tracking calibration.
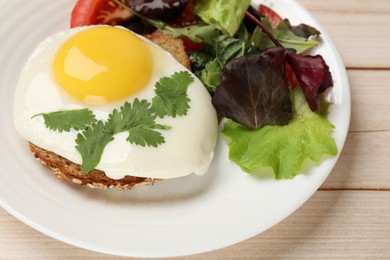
[163,23,220,44]
[251,18,319,54]
[200,59,222,92]
[189,51,214,78]
[222,88,337,179]
[199,35,256,92]
[195,0,251,37]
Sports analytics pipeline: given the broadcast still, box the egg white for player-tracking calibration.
[14,25,218,180]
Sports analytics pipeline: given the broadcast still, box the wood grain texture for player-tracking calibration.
[1,191,390,259]
[300,0,390,69]
[1,0,390,258]
[321,131,390,190]
[204,191,390,259]
[346,70,390,132]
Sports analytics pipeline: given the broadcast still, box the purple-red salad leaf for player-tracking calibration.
[125,0,190,22]
[259,47,289,72]
[212,54,292,130]
[286,52,333,111]
[256,47,334,112]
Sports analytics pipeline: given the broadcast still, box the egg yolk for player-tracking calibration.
[53,27,152,105]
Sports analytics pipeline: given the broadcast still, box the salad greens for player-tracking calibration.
[194,0,251,37]
[223,88,337,179]
[105,0,337,179]
[197,34,256,92]
[212,53,293,130]
[251,18,319,54]
[187,1,335,178]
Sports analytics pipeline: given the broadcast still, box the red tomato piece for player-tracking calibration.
[259,4,283,28]
[70,0,133,28]
[179,36,203,52]
[285,62,299,89]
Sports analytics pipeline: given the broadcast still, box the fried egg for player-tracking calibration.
[14,25,218,180]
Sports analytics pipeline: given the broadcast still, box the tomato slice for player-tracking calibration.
[285,62,299,89]
[70,0,133,28]
[259,4,283,29]
[178,36,203,52]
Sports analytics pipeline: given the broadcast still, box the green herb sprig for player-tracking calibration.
[33,71,194,173]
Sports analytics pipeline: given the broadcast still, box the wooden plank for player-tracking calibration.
[210,190,390,259]
[321,131,390,189]
[299,0,390,12]
[1,191,389,259]
[299,0,390,68]
[347,70,390,132]
[0,210,105,258]
[320,69,390,189]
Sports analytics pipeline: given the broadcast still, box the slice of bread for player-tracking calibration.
[146,31,191,70]
[29,32,191,190]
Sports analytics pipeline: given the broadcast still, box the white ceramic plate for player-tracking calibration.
[0,0,350,257]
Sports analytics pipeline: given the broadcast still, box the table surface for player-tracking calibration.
[1,0,390,259]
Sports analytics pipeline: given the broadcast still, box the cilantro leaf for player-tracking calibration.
[105,99,156,134]
[222,88,337,179]
[127,124,170,147]
[75,121,114,173]
[152,71,194,118]
[33,109,96,132]
[105,99,170,147]
[34,71,192,173]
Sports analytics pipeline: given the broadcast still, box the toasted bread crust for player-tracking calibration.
[29,32,190,190]
[29,143,157,190]
[146,31,191,70]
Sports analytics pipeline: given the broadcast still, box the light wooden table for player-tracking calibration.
[1,0,389,258]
